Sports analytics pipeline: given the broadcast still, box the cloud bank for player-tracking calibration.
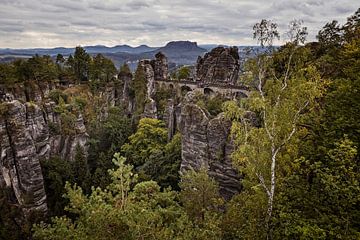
[0,0,358,48]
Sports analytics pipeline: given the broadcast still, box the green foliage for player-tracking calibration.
[4,10,360,240]
[73,145,91,193]
[0,55,57,84]
[173,66,191,80]
[72,46,91,82]
[121,118,182,189]
[72,95,88,111]
[122,118,167,166]
[119,63,131,76]
[48,89,69,104]
[180,168,223,222]
[0,188,26,240]
[253,19,280,47]
[205,94,227,116]
[87,107,133,188]
[56,54,65,64]
[131,64,147,116]
[193,92,228,117]
[222,188,268,240]
[0,62,17,85]
[274,138,360,239]
[59,111,77,135]
[221,10,360,239]
[143,133,182,190]
[27,54,58,81]
[154,84,173,118]
[33,154,191,240]
[41,156,74,217]
[268,12,360,237]
[179,168,224,239]
[89,53,117,83]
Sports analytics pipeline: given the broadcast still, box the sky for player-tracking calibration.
[0,0,358,48]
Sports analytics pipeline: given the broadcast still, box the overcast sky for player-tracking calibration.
[0,0,358,48]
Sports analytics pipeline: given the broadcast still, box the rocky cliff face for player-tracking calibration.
[196,46,240,85]
[0,80,120,216]
[0,98,90,216]
[153,52,168,81]
[179,92,242,200]
[0,80,56,103]
[0,101,48,215]
[139,52,169,118]
[118,66,133,113]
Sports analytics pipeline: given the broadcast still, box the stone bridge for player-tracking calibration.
[156,79,250,98]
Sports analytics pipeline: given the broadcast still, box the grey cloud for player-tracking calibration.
[334,5,355,14]
[88,2,123,12]
[127,1,151,10]
[0,0,358,48]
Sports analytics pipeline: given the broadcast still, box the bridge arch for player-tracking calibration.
[235,91,248,98]
[204,87,215,97]
[181,85,192,94]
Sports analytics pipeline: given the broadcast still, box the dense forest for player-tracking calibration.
[0,9,359,240]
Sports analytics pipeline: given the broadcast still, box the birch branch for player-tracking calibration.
[256,172,271,197]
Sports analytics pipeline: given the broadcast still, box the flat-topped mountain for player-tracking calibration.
[162,41,206,51]
[137,41,207,65]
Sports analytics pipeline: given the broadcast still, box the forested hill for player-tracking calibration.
[0,8,359,240]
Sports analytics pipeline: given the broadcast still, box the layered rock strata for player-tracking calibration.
[139,52,169,118]
[196,46,240,85]
[179,92,242,200]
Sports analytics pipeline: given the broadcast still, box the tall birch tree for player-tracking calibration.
[225,19,325,237]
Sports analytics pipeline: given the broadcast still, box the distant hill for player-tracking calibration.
[0,42,266,69]
[99,41,206,70]
[0,44,158,56]
[138,41,207,64]
[85,44,158,54]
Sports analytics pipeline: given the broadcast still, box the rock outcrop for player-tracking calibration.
[153,52,168,81]
[0,101,48,216]
[0,80,96,217]
[139,52,169,118]
[196,46,240,85]
[179,92,242,200]
[118,65,134,113]
[0,81,57,103]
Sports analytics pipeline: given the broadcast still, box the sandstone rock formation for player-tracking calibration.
[0,98,90,216]
[196,46,240,85]
[179,92,242,200]
[0,101,48,216]
[153,52,168,81]
[0,79,108,217]
[138,52,169,118]
[118,65,133,113]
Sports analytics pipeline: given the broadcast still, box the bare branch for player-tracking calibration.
[256,172,271,197]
